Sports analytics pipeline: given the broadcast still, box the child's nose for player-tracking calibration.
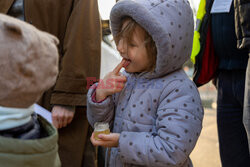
[117,39,126,54]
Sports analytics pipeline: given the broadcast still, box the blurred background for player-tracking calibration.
[97,0,220,166]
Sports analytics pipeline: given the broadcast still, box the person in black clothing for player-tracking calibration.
[211,1,250,166]
[193,0,250,166]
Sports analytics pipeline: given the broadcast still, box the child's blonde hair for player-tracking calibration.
[114,17,157,72]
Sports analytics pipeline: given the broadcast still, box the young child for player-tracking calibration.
[87,0,203,166]
[0,14,60,167]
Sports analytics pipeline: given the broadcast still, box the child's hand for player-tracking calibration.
[96,59,127,101]
[90,132,120,147]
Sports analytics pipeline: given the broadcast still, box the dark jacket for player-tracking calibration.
[211,2,248,70]
[192,0,250,86]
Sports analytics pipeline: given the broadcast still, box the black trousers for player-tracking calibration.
[216,70,250,167]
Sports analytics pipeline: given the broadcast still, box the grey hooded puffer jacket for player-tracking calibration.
[87,0,203,166]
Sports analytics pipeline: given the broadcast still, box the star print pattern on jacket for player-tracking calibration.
[87,0,203,167]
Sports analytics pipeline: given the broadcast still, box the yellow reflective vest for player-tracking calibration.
[191,0,206,64]
[190,0,218,87]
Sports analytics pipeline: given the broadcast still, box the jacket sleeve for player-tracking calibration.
[50,0,101,106]
[86,83,115,127]
[118,80,203,166]
[234,0,250,50]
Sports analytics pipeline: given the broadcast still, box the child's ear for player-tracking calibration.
[3,22,22,37]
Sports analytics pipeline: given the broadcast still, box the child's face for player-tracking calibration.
[117,20,150,73]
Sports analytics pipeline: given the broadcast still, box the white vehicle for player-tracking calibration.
[101,32,121,79]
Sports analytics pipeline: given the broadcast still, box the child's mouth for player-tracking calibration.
[123,58,131,68]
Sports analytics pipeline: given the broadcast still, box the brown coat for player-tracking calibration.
[0,0,101,109]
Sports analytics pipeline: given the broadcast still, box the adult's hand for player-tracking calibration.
[52,105,75,129]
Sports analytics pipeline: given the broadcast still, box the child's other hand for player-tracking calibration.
[96,59,127,101]
[90,132,120,147]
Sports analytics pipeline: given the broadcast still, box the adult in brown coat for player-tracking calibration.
[0,0,101,166]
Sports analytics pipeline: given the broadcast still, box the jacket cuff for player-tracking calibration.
[87,83,112,108]
[237,37,250,50]
[91,85,107,103]
[53,77,88,94]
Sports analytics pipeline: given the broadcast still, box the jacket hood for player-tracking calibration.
[110,0,194,78]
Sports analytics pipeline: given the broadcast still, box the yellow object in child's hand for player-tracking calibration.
[94,122,110,140]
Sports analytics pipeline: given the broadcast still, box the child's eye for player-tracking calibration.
[129,43,137,47]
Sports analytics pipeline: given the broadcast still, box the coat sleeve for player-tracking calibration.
[50,0,101,106]
[86,83,116,127]
[118,80,203,166]
[234,0,250,50]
